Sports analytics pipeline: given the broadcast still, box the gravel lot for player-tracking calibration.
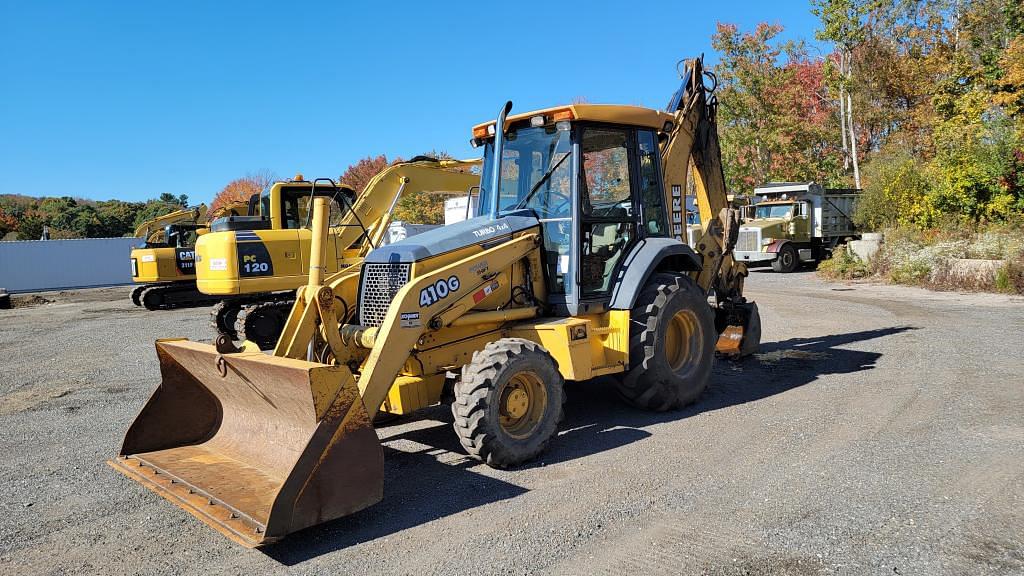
[1,271,1022,575]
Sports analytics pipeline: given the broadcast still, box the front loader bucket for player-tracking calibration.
[108,339,383,547]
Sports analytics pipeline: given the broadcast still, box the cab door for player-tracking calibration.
[568,125,644,315]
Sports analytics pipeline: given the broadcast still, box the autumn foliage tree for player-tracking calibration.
[712,23,844,192]
[340,155,393,195]
[210,171,274,216]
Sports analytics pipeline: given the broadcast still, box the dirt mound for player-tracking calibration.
[12,295,54,308]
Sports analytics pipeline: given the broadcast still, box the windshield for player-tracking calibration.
[478,125,572,218]
[755,203,794,219]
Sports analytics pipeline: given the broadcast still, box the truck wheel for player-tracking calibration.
[771,244,799,273]
[452,338,564,469]
[616,273,716,411]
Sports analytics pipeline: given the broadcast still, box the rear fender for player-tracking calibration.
[609,238,703,310]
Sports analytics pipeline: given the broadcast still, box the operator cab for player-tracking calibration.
[212,180,356,233]
[473,104,677,316]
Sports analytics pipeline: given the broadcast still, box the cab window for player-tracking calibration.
[637,130,668,236]
[579,126,636,295]
[580,128,631,218]
[282,191,343,229]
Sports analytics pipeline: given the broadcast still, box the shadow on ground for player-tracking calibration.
[263,325,916,564]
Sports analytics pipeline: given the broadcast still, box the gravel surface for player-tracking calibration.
[1,272,1022,575]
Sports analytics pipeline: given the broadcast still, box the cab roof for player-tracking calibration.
[472,104,675,135]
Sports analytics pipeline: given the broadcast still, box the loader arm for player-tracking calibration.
[351,233,539,419]
[206,200,249,222]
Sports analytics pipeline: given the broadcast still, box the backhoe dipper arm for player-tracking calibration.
[659,58,747,298]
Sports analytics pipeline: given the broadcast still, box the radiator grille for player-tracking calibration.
[359,263,411,327]
[736,229,760,252]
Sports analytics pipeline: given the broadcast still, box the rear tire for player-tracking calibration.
[616,273,715,411]
[771,244,799,273]
[452,338,564,468]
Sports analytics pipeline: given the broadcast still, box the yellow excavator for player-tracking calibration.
[110,57,760,547]
[197,158,481,348]
[129,203,248,309]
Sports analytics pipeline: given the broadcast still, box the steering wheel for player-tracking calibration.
[534,190,571,218]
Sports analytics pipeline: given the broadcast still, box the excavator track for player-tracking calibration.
[237,298,295,350]
[209,300,243,340]
[129,285,147,307]
[139,282,221,311]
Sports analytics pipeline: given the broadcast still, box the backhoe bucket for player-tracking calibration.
[715,301,761,358]
[108,339,383,547]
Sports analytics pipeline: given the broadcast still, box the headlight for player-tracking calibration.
[761,237,774,246]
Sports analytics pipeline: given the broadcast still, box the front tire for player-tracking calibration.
[771,244,799,273]
[452,338,564,468]
[616,273,716,411]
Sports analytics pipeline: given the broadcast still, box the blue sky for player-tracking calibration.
[0,1,824,205]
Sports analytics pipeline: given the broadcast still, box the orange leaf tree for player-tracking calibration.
[211,171,274,216]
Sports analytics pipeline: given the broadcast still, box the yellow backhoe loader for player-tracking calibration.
[110,57,760,547]
[197,158,481,348]
[129,203,248,309]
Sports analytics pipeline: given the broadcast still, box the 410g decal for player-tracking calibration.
[419,276,460,307]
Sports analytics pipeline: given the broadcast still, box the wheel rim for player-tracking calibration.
[498,371,547,439]
[782,250,794,268]
[664,309,701,372]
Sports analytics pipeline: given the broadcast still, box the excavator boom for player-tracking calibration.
[133,204,208,244]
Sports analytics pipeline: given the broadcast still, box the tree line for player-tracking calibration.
[0,192,190,240]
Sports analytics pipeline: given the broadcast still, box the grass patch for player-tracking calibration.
[816,222,1024,294]
[817,246,870,280]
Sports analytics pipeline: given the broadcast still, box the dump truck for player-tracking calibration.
[733,182,859,272]
[109,57,761,547]
[128,203,247,309]
[199,158,481,348]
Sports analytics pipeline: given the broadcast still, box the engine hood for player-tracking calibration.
[741,219,787,235]
[364,211,539,264]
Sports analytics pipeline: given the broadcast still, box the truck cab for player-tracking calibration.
[733,182,859,273]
